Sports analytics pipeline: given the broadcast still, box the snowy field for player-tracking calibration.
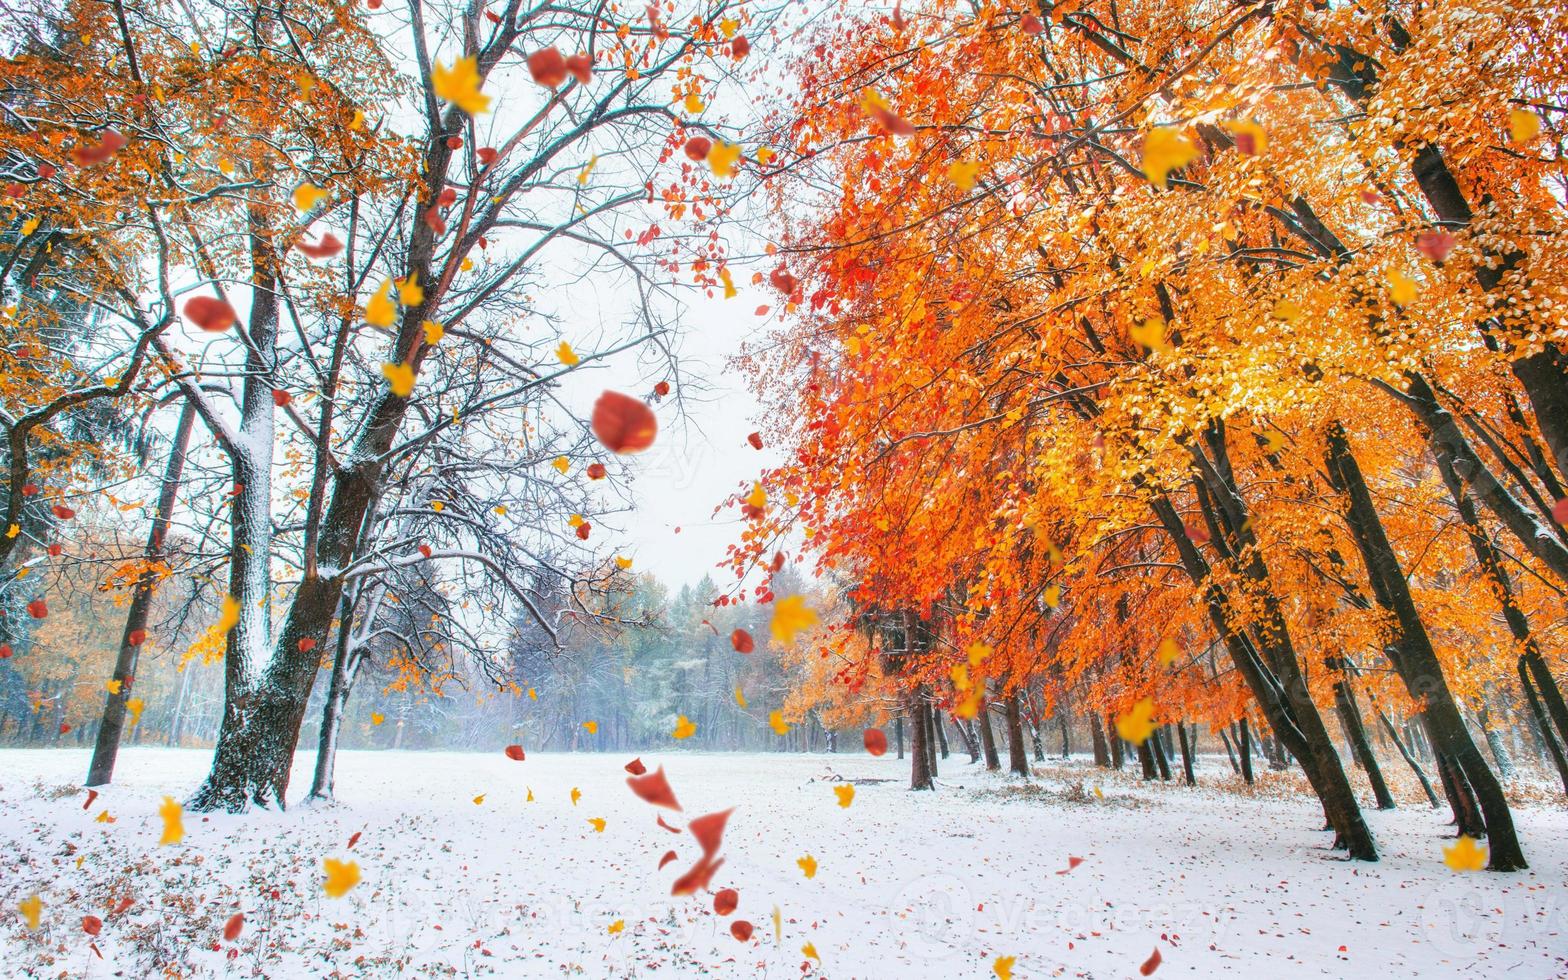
[1,748,1565,979]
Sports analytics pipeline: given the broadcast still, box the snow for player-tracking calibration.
[2,748,1565,978]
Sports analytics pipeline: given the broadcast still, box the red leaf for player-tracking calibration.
[60,722,71,734]
[128,629,147,646]
[296,234,344,259]
[184,295,238,332]
[425,207,447,235]
[658,849,678,869]
[484,9,500,22]
[0,644,10,658]
[730,629,754,654]
[1416,229,1457,263]
[1140,948,1163,976]
[683,137,712,162]
[1056,855,1084,874]
[687,808,732,858]
[438,187,458,208]
[671,854,724,896]
[565,53,593,84]
[1021,13,1043,33]
[28,599,47,619]
[52,503,75,519]
[587,463,607,480]
[1183,522,1209,545]
[71,130,128,166]
[575,522,591,541]
[729,920,753,941]
[747,432,763,450]
[418,544,433,558]
[347,831,362,849]
[112,898,133,916]
[528,47,568,87]
[627,766,682,810]
[1553,498,1568,525]
[297,637,317,652]
[731,36,749,59]
[82,915,102,936]
[771,551,786,573]
[504,744,526,761]
[223,912,244,941]
[624,757,647,775]
[591,391,658,454]
[713,888,738,916]
[47,543,62,557]
[21,483,38,496]
[653,380,671,397]
[656,814,682,833]
[477,147,498,166]
[272,389,292,407]
[863,728,888,756]
[83,788,98,810]
[769,266,798,295]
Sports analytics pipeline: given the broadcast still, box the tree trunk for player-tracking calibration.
[895,715,904,760]
[978,704,1001,771]
[1089,712,1111,768]
[1176,723,1196,785]
[308,587,372,802]
[1108,715,1125,770]
[907,689,932,791]
[922,698,939,779]
[1150,729,1172,781]
[1331,661,1395,810]
[1518,661,1568,793]
[932,711,948,759]
[1376,709,1441,807]
[87,401,196,787]
[1325,423,1524,869]
[1219,726,1239,774]
[1005,693,1029,777]
[1136,738,1158,780]
[1236,720,1254,785]
[1056,712,1068,760]
[953,715,980,762]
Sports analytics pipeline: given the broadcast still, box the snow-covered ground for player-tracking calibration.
[1,747,1564,978]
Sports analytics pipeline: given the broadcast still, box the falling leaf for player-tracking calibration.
[20,217,40,236]
[577,154,598,185]
[1388,269,1417,306]
[292,183,327,212]
[769,710,790,735]
[1055,855,1085,874]
[770,595,818,645]
[796,854,817,878]
[1129,317,1169,352]
[432,56,491,114]
[381,362,415,397]
[223,913,244,941]
[71,130,127,166]
[504,744,525,761]
[1510,108,1541,142]
[184,295,238,332]
[772,905,782,942]
[1141,127,1198,188]
[673,715,697,739]
[709,141,742,177]
[1116,697,1156,746]
[592,391,658,453]
[803,940,820,961]
[583,720,598,734]
[1157,638,1180,667]
[994,955,1016,980]
[947,160,980,190]
[556,341,580,366]
[730,920,753,941]
[628,766,682,810]
[1140,947,1163,975]
[395,274,423,306]
[371,712,385,725]
[1443,835,1488,871]
[297,233,344,259]
[863,728,888,756]
[684,92,705,114]
[158,796,184,845]
[1044,583,1061,608]
[714,887,739,915]
[1223,119,1267,156]
[734,684,748,707]
[528,47,568,87]
[95,810,115,823]
[731,628,755,653]
[571,787,582,805]
[553,456,571,474]
[105,679,122,694]
[834,784,854,808]
[607,919,624,934]
[615,556,632,570]
[365,280,396,327]
[588,817,606,832]
[423,319,444,344]
[1416,229,1457,263]
[322,858,361,897]
[19,895,42,929]
[860,88,916,135]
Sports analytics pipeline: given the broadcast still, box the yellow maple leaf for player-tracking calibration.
[125,697,144,726]
[556,341,579,366]
[396,274,423,307]
[105,679,122,694]
[683,92,705,114]
[1388,270,1417,306]
[1115,697,1157,745]
[672,715,696,739]
[966,643,992,667]
[946,159,980,190]
[802,941,820,962]
[473,794,486,805]
[747,483,767,509]
[364,280,396,328]
[95,810,115,823]
[734,686,747,708]
[994,954,1016,979]
[1157,637,1180,667]
[292,183,327,211]
[215,594,241,636]
[568,513,585,528]
[1044,584,1061,608]
[553,456,571,474]
[1141,127,1198,189]
[431,56,491,115]
[1443,835,1488,872]
[18,894,41,930]
[527,687,537,700]
[570,786,582,805]
[719,267,737,298]
[381,362,414,397]
[158,796,184,845]
[430,500,444,512]
[709,141,742,178]
[608,919,625,934]
[423,319,445,344]
[834,784,854,808]
[719,16,739,37]
[756,146,775,166]
[770,595,818,645]
[796,854,817,878]
[20,217,40,236]
[614,556,632,570]
[1509,108,1541,142]
[322,857,361,897]
[588,817,607,832]
[526,787,535,802]
[370,712,385,725]
[1129,317,1169,352]
[769,710,791,735]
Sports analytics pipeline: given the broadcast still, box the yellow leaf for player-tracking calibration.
[709,141,742,178]
[747,482,767,509]
[125,697,144,725]
[322,857,361,897]
[20,217,40,236]
[473,794,486,805]
[966,643,992,667]
[553,456,571,474]
[496,504,509,516]
[1264,429,1286,453]
[772,905,782,942]
[1044,584,1060,608]
[672,715,696,739]
[770,595,818,645]
[556,341,579,366]
[582,720,597,734]
[1141,127,1198,189]
[615,556,633,570]
[1388,270,1417,306]
[364,280,396,328]
[371,712,385,725]
[993,954,1016,980]
[833,784,854,808]
[1443,835,1488,871]
[720,267,737,298]
[105,679,122,695]
[946,160,980,190]
[1157,637,1180,667]
[769,710,790,735]
[95,809,116,823]
[734,686,747,708]
[1509,108,1541,142]
[1115,697,1157,745]
[571,786,582,805]
[588,817,606,832]
[608,919,625,934]
[158,796,184,845]
[18,894,41,930]
[526,787,535,802]
[423,319,444,344]
[430,500,444,512]
[292,183,327,211]
[719,17,739,37]
[578,155,598,185]
[568,513,585,528]
[216,595,241,635]
[1129,317,1169,352]
[802,941,819,962]
[396,274,423,307]
[1272,299,1301,322]
[6,524,18,539]
[432,56,491,115]
[381,362,415,397]
[683,92,705,114]
[349,110,365,130]
[1222,119,1267,156]
[796,854,817,878]
[528,687,537,699]
[755,147,775,166]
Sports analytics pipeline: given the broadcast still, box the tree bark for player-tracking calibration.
[907,689,933,791]
[1518,661,1568,793]
[1236,720,1254,785]
[1005,693,1029,777]
[87,401,196,786]
[1089,712,1111,767]
[1375,709,1441,808]
[978,703,1001,771]
[1176,722,1196,785]
[1330,660,1395,810]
